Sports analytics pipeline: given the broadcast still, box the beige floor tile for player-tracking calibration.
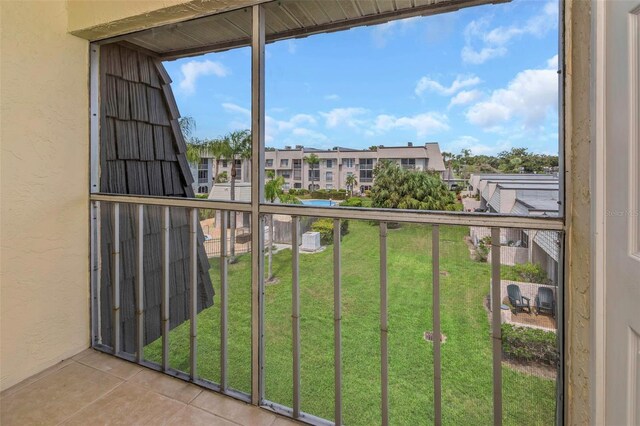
[271,416,305,426]
[129,368,202,404]
[70,348,94,361]
[0,358,75,399]
[61,381,184,425]
[163,405,240,425]
[191,391,276,426]
[0,362,122,426]
[76,350,142,380]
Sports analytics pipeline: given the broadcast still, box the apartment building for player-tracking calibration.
[192,142,446,194]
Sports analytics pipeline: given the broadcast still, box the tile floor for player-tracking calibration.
[1,349,301,426]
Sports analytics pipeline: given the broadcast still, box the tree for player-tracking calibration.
[303,153,320,191]
[264,170,300,281]
[345,174,358,197]
[370,160,457,211]
[221,129,251,261]
[206,138,228,185]
[180,116,202,165]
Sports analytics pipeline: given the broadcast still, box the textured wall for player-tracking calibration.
[0,1,90,390]
[564,1,592,424]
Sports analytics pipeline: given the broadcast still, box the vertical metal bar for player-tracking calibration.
[89,44,100,194]
[555,231,565,426]
[490,227,502,426]
[96,201,102,345]
[380,222,389,426]
[112,203,121,355]
[162,206,170,371]
[136,204,145,363]
[189,208,198,380]
[432,225,442,426]
[250,3,266,406]
[220,211,229,390]
[333,219,343,425]
[90,202,97,346]
[291,216,301,418]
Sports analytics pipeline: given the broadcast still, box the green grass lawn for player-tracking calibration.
[146,221,556,425]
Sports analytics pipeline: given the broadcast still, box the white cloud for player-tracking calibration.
[465,61,558,129]
[415,75,481,96]
[321,107,368,128]
[373,112,449,137]
[461,1,558,64]
[324,94,340,101]
[371,17,420,48]
[547,54,559,69]
[222,103,319,143]
[179,60,230,94]
[448,90,483,108]
[287,40,297,54]
[222,102,250,116]
[443,136,511,156]
[291,127,328,142]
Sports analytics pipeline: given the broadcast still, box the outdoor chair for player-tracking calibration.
[507,284,531,314]
[535,287,556,317]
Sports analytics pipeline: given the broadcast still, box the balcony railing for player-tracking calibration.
[89,193,563,426]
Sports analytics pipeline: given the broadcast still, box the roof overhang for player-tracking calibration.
[98,0,510,60]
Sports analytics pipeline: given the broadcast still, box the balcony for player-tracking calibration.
[77,194,563,426]
[0,349,298,426]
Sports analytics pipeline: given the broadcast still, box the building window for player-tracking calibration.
[294,182,301,189]
[401,158,416,169]
[326,171,333,182]
[280,159,289,167]
[309,169,320,181]
[198,169,208,183]
[199,158,208,169]
[281,170,291,178]
[326,159,333,168]
[283,183,290,191]
[197,186,208,194]
[222,160,228,168]
[266,159,273,167]
[293,159,302,180]
[234,159,242,180]
[359,158,374,183]
[343,158,355,168]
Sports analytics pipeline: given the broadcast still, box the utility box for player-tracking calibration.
[300,232,321,252]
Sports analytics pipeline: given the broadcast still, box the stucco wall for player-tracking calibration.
[564,1,592,424]
[0,1,90,390]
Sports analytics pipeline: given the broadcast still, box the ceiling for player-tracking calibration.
[109,0,508,60]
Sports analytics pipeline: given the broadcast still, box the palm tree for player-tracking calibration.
[206,138,227,185]
[345,174,358,197]
[303,153,320,191]
[222,129,251,260]
[180,116,202,165]
[264,170,285,281]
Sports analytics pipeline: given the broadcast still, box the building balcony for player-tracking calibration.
[0,349,298,426]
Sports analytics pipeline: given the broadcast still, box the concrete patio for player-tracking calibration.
[0,349,300,426]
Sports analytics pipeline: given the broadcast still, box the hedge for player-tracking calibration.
[311,218,349,245]
[501,323,558,366]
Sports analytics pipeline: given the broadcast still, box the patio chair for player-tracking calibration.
[507,284,531,314]
[535,287,556,317]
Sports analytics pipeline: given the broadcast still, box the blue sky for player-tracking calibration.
[164,0,559,155]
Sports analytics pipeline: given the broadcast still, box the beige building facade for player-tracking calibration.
[194,143,446,194]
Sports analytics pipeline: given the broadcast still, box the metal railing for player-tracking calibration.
[89,192,563,426]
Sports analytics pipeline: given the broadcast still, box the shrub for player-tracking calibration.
[311,218,349,245]
[364,189,371,197]
[476,236,491,262]
[513,262,550,284]
[310,189,347,200]
[340,197,363,207]
[501,323,558,366]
